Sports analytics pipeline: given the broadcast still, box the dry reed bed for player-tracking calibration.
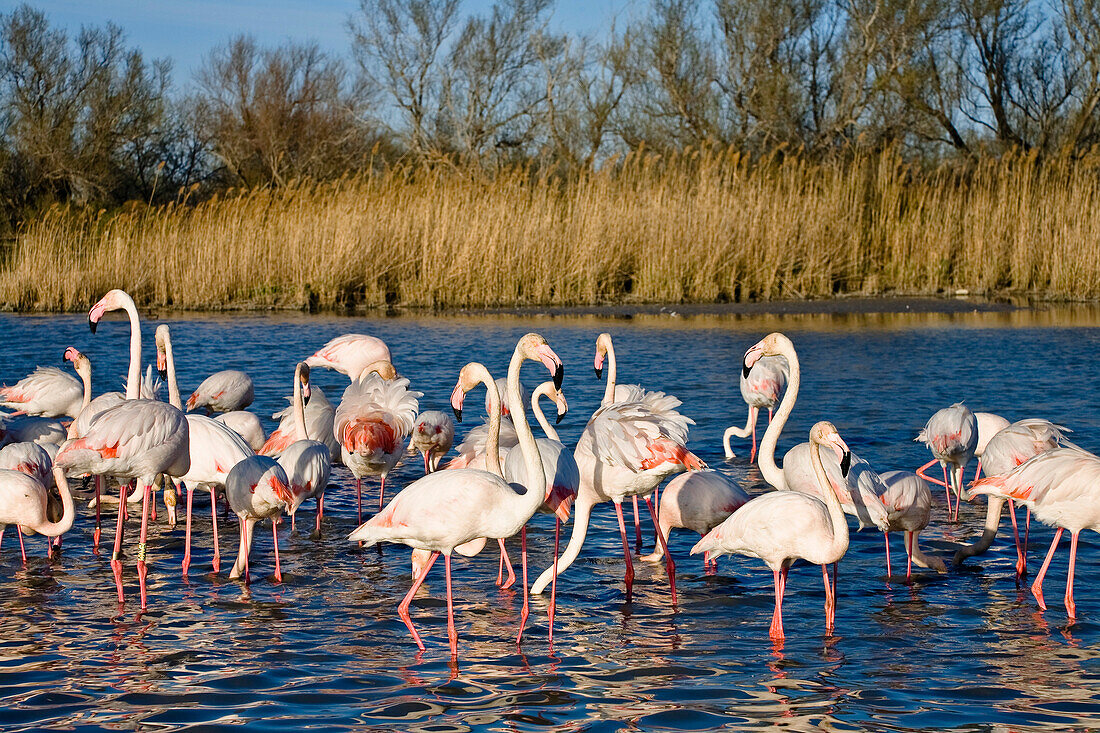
[3,150,1098,311]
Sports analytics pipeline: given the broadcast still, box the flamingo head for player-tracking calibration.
[63,347,91,380]
[154,325,170,379]
[520,333,563,390]
[594,332,613,379]
[744,332,793,377]
[360,360,396,381]
[553,385,569,425]
[296,362,311,404]
[88,289,131,334]
[810,421,852,477]
[452,362,490,423]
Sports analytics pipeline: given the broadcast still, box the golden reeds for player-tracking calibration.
[2,148,1098,312]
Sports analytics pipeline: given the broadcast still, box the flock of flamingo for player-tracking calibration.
[0,289,1095,656]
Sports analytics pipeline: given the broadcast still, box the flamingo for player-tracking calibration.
[334,362,420,522]
[955,419,1071,580]
[261,385,341,462]
[54,289,191,607]
[973,412,1011,479]
[0,362,83,418]
[305,333,392,381]
[226,455,293,583]
[530,364,703,604]
[484,378,528,418]
[877,470,946,580]
[916,403,978,521]
[723,354,788,461]
[970,444,1100,619]
[156,324,254,574]
[410,410,455,474]
[186,370,255,414]
[0,414,66,448]
[216,411,267,451]
[275,363,331,538]
[0,467,75,564]
[0,441,58,557]
[639,469,750,571]
[691,420,852,641]
[349,334,563,657]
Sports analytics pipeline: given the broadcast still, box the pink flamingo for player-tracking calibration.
[916,403,978,521]
[723,354,788,461]
[156,324,254,574]
[305,333,392,381]
[334,362,420,521]
[349,333,563,657]
[640,469,749,571]
[877,470,946,580]
[226,455,294,583]
[261,385,341,460]
[692,419,853,641]
[215,411,267,451]
[55,289,191,607]
[275,363,331,538]
[956,419,1071,580]
[0,467,75,564]
[186,370,255,414]
[410,410,455,474]
[0,362,83,418]
[531,365,703,605]
[970,444,1100,620]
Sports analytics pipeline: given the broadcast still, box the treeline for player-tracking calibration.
[4,0,1100,232]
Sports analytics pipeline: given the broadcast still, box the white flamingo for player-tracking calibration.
[692,420,852,640]
[916,403,978,521]
[276,363,331,538]
[877,470,945,579]
[723,354,788,461]
[410,410,455,474]
[226,455,293,583]
[0,467,75,564]
[55,290,190,607]
[349,334,563,656]
[0,363,83,418]
[305,333,392,381]
[186,370,255,414]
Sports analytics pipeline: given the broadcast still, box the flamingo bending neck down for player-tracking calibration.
[693,412,852,641]
[877,470,946,580]
[723,354,788,462]
[186,370,255,414]
[915,403,978,521]
[0,467,75,563]
[226,455,293,583]
[410,411,455,474]
[349,334,563,657]
[305,333,392,382]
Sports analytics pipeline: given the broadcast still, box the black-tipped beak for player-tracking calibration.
[595,366,603,380]
[158,368,168,381]
[554,364,564,391]
[303,391,311,406]
[452,406,462,423]
[841,451,852,478]
[556,411,565,425]
[742,359,751,379]
[89,319,97,334]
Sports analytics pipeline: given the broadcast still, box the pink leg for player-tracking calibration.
[444,553,458,657]
[1065,531,1079,619]
[884,532,891,579]
[398,550,438,650]
[137,483,151,609]
[272,518,282,583]
[111,482,128,603]
[379,475,387,510]
[644,496,676,604]
[822,564,834,634]
[182,487,194,575]
[750,422,758,464]
[242,518,252,584]
[93,475,102,551]
[423,452,430,475]
[1022,509,1031,578]
[291,512,296,534]
[906,531,914,580]
[16,526,26,565]
[1008,499,1025,582]
[210,487,221,572]
[516,527,529,646]
[614,502,635,603]
[974,459,983,482]
[1031,528,1062,611]
[356,478,363,525]
[549,518,560,645]
[497,539,516,590]
[916,459,949,490]
[313,492,324,539]
[770,567,787,639]
[632,496,642,554]
[943,465,954,520]
[150,489,157,522]
[652,484,661,545]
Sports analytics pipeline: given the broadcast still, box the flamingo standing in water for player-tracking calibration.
[226,455,293,583]
[275,363,331,538]
[0,467,75,564]
[334,362,420,521]
[261,385,341,461]
[410,411,455,474]
[54,289,190,607]
[157,325,254,574]
[956,419,1071,580]
[723,354,788,461]
[877,470,945,580]
[970,444,1100,620]
[640,469,750,571]
[692,419,853,640]
[186,370,255,414]
[916,403,978,521]
[0,362,84,419]
[305,333,392,381]
[349,334,563,656]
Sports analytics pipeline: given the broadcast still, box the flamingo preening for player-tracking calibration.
[305,334,392,382]
[226,455,293,583]
[186,370,255,414]
[0,467,75,564]
[916,403,978,521]
[723,354,788,462]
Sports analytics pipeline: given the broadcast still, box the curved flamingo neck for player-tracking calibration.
[466,364,502,476]
[531,382,560,442]
[161,329,182,410]
[77,363,92,411]
[601,336,617,406]
[809,439,847,552]
[293,364,309,441]
[118,294,143,400]
[758,339,799,490]
[43,467,76,537]
[507,342,547,518]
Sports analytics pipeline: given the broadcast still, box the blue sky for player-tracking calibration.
[25,0,639,82]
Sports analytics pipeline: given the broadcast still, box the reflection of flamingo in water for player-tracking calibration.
[723,354,787,462]
[693,418,852,641]
[915,403,977,521]
[349,334,563,657]
[970,444,1100,620]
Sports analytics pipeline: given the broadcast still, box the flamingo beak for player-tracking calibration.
[302,381,311,405]
[450,383,464,423]
[594,352,604,380]
[841,451,852,478]
[743,343,764,376]
[535,344,565,390]
[156,352,168,380]
[553,363,564,391]
[88,301,107,334]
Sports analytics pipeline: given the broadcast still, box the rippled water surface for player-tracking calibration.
[2,305,1100,731]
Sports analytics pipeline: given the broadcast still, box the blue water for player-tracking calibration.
[2,306,1100,731]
